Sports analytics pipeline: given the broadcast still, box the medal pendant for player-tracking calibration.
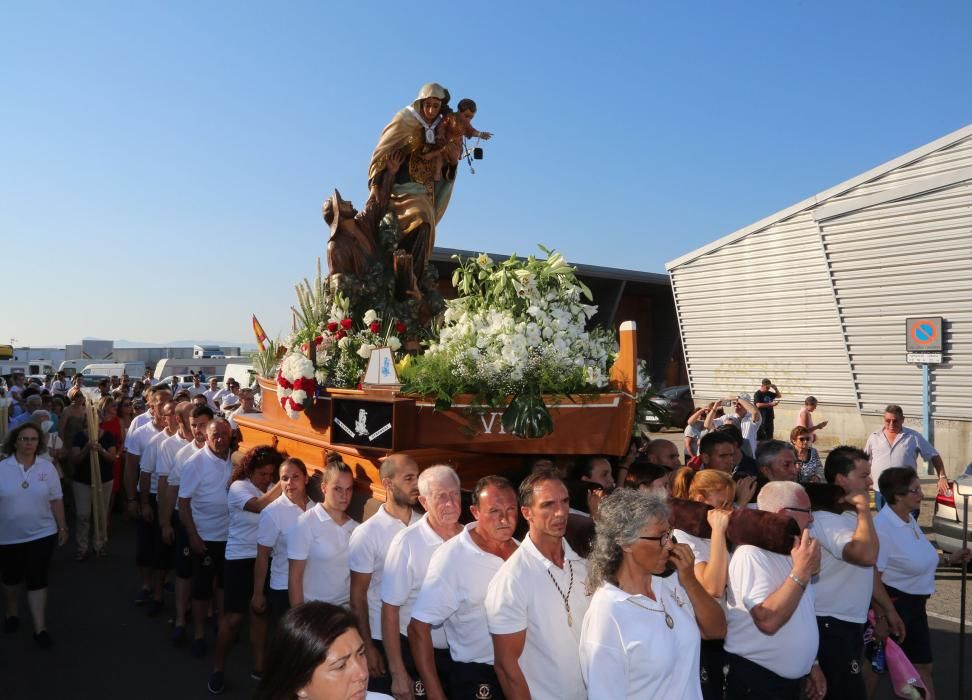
[664,613,674,629]
[567,611,573,626]
[21,481,29,489]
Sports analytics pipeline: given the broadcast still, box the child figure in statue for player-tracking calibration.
[427,98,493,182]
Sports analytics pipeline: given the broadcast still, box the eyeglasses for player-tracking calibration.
[784,506,811,514]
[638,529,673,547]
[795,437,811,442]
[904,487,922,495]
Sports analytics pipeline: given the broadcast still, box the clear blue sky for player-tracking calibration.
[4,1,971,346]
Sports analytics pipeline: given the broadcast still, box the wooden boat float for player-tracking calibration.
[235,322,639,499]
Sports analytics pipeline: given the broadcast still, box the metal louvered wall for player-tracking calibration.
[817,180,972,418]
[670,211,857,405]
[670,130,972,421]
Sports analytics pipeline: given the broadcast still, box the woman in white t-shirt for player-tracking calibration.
[874,467,972,700]
[580,489,726,700]
[670,467,735,700]
[0,423,69,649]
[256,601,392,700]
[209,445,283,694]
[252,457,312,619]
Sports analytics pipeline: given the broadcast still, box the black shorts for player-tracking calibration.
[367,638,393,695]
[700,637,726,700]
[886,586,933,664]
[135,498,157,568]
[816,617,865,700]
[450,660,504,700]
[399,634,452,698]
[0,534,57,591]
[190,540,226,601]
[267,587,290,620]
[150,497,173,570]
[223,557,255,614]
[172,512,192,579]
[725,652,802,700]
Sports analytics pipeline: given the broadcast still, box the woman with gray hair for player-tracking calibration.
[579,489,726,699]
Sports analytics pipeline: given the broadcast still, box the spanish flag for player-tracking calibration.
[252,315,268,350]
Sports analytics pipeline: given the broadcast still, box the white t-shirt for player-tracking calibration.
[139,429,176,495]
[348,505,421,641]
[580,578,702,700]
[156,433,190,479]
[187,384,207,398]
[126,410,153,441]
[674,529,712,565]
[380,514,453,648]
[125,420,159,459]
[874,506,939,595]
[226,479,263,560]
[168,442,204,513]
[288,503,358,606]
[257,493,311,591]
[810,510,874,622]
[177,444,232,541]
[411,523,511,664]
[485,536,591,700]
[0,456,63,544]
[725,545,818,679]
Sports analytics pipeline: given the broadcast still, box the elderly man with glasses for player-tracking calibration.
[864,403,948,510]
[724,481,826,700]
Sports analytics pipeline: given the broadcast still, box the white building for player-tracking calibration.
[667,123,972,474]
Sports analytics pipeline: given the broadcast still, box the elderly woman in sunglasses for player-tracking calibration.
[790,426,823,483]
[579,488,726,699]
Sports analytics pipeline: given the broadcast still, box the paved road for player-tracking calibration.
[1,501,969,699]
[0,514,260,700]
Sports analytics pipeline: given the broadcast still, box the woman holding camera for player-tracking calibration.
[580,489,726,698]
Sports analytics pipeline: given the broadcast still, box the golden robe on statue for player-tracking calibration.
[367,83,459,278]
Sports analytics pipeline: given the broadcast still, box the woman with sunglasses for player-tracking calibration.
[0,423,69,649]
[790,426,823,483]
[580,488,726,699]
[874,467,972,700]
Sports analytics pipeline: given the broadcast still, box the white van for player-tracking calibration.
[223,362,257,389]
[57,359,93,376]
[154,356,247,381]
[81,362,146,379]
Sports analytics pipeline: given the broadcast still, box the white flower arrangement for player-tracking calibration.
[277,352,317,419]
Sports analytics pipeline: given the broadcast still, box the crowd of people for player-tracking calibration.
[1,370,969,700]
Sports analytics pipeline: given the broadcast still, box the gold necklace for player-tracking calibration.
[546,561,575,626]
[626,594,674,629]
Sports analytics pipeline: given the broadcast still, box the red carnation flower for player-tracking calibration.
[314,335,324,345]
[340,318,353,330]
[369,321,381,334]
[335,330,346,340]
[326,321,338,332]
[395,321,407,334]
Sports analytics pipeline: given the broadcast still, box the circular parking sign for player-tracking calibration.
[910,320,937,345]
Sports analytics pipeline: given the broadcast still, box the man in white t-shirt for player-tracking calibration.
[704,393,762,459]
[203,378,222,410]
[137,399,180,616]
[178,418,233,658]
[381,465,463,700]
[724,481,825,700]
[486,468,591,700]
[811,446,901,700]
[160,404,211,646]
[187,374,207,398]
[124,384,171,605]
[409,475,519,700]
[349,454,421,696]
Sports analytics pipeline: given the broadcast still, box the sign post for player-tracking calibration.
[905,317,943,451]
